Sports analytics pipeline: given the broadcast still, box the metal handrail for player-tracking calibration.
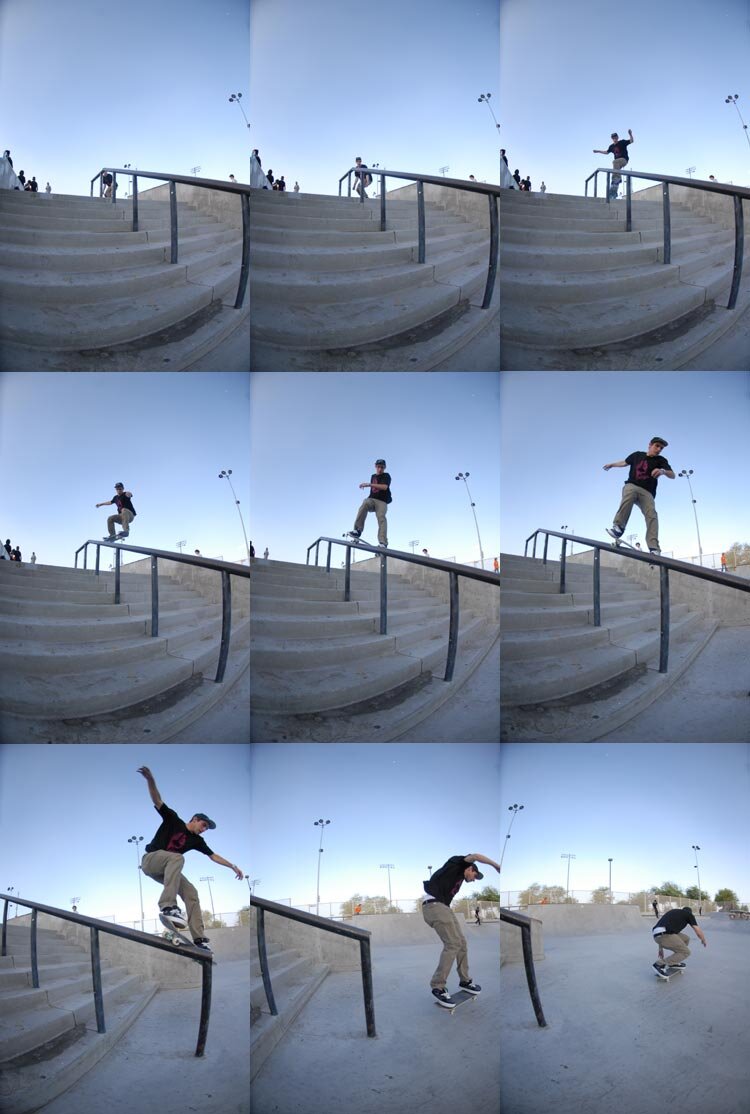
[1,893,213,1057]
[583,168,749,310]
[89,167,251,309]
[306,536,499,683]
[74,538,249,684]
[523,528,750,675]
[251,895,376,1038]
[499,907,547,1027]
[337,166,500,309]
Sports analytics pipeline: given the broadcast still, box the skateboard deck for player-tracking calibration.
[654,965,684,980]
[159,913,216,963]
[436,989,478,1014]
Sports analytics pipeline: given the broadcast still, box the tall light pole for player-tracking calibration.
[692,844,703,916]
[314,818,331,917]
[128,836,145,931]
[561,852,576,902]
[499,803,524,871]
[229,92,251,182]
[725,95,750,156]
[478,92,501,184]
[455,471,485,568]
[560,524,574,557]
[200,875,216,923]
[219,469,250,565]
[608,858,613,904]
[380,864,395,910]
[678,469,703,563]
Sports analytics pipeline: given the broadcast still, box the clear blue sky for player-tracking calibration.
[249,0,501,197]
[500,371,750,562]
[0,372,250,568]
[0,0,250,197]
[250,372,500,568]
[0,744,251,927]
[499,744,750,907]
[500,0,750,196]
[249,743,501,912]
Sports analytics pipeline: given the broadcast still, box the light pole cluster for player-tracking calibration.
[127,835,144,931]
[314,818,331,917]
[678,468,703,563]
[725,95,750,155]
[455,471,485,568]
[478,92,501,184]
[219,468,250,565]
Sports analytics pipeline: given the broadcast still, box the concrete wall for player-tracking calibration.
[251,908,362,972]
[137,182,244,231]
[520,904,645,934]
[353,554,500,624]
[568,548,750,625]
[632,183,750,237]
[386,182,494,231]
[122,556,250,616]
[500,916,544,965]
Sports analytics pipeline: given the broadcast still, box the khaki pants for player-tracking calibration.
[107,508,133,536]
[354,497,388,545]
[654,930,690,966]
[613,483,659,550]
[421,900,471,989]
[141,851,204,940]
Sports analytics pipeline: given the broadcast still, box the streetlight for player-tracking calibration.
[314,818,331,917]
[608,858,613,904]
[218,469,250,565]
[691,844,703,916]
[229,92,251,129]
[478,92,501,184]
[455,471,485,568]
[380,864,395,910]
[725,95,750,155]
[560,524,574,557]
[409,539,419,554]
[128,835,145,931]
[677,469,703,563]
[561,853,576,901]
[200,875,216,923]
[499,803,524,871]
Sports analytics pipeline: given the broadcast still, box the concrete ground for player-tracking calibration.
[392,634,500,741]
[681,303,750,370]
[164,663,250,742]
[596,625,750,742]
[188,314,250,371]
[251,925,500,1114]
[501,915,749,1114]
[39,959,250,1114]
[431,311,500,371]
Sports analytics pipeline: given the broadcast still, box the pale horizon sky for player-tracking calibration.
[0,0,251,199]
[0,745,251,929]
[498,744,750,909]
[249,744,501,914]
[250,372,500,568]
[500,0,750,198]
[500,371,750,564]
[0,372,250,570]
[249,0,501,198]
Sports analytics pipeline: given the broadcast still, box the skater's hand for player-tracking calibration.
[233,866,244,880]
[651,469,663,478]
[359,482,369,489]
[137,766,154,781]
[603,464,612,470]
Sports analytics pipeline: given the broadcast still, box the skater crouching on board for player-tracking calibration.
[137,766,244,954]
[422,853,500,1008]
[603,437,674,556]
[96,482,137,541]
[652,906,706,979]
[349,458,392,547]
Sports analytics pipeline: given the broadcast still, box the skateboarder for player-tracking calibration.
[421,853,500,1007]
[349,458,391,547]
[593,129,634,198]
[603,437,674,556]
[96,482,137,540]
[652,905,707,978]
[137,766,244,954]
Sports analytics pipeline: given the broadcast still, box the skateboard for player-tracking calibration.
[343,531,364,544]
[159,913,216,963]
[605,532,656,568]
[608,174,622,200]
[654,964,684,980]
[435,989,478,1015]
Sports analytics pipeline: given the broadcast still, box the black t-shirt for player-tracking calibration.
[109,492,137,517]
[354,164,372,183]
[625,451,671,498]
[369,472,392,504]
[145,802,214,856]
[423,855,472,906]
[606,139,631,162]
[653,909,697,935]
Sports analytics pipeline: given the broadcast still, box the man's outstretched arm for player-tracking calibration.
[210,852,244,880]
[603,460,628,470]
[137,766,163,808]
[465,853,501,872]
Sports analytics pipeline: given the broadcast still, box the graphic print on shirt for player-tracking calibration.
[166,831,189,854]
[634,458,652,483]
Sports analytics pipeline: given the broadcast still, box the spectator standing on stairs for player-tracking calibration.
[350,459,391,547]
[603,436,674,557]
[96,481,137,541]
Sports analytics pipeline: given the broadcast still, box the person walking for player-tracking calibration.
[603,437,674,556]
[96,481,137,540]
[721,552,728,573]
[137,766,244,954]
[493,556,499,574]
[421,853,500,1008]
[652,905,706,979]
[350,459,391,547]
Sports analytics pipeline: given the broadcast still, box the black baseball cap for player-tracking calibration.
[193,812,216,830]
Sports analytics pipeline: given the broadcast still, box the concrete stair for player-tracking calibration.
[0,188,249,370]
[500,190,750,369]
[249,190,500,370]
[250,558,499,741]
[0,921,158,1114]
[500,552,717,741]
[0,560,249,742]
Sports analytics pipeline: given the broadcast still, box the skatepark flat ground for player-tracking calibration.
[36,959,250,1114]
[501,914,749,1114]
[251,923,500,1114]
